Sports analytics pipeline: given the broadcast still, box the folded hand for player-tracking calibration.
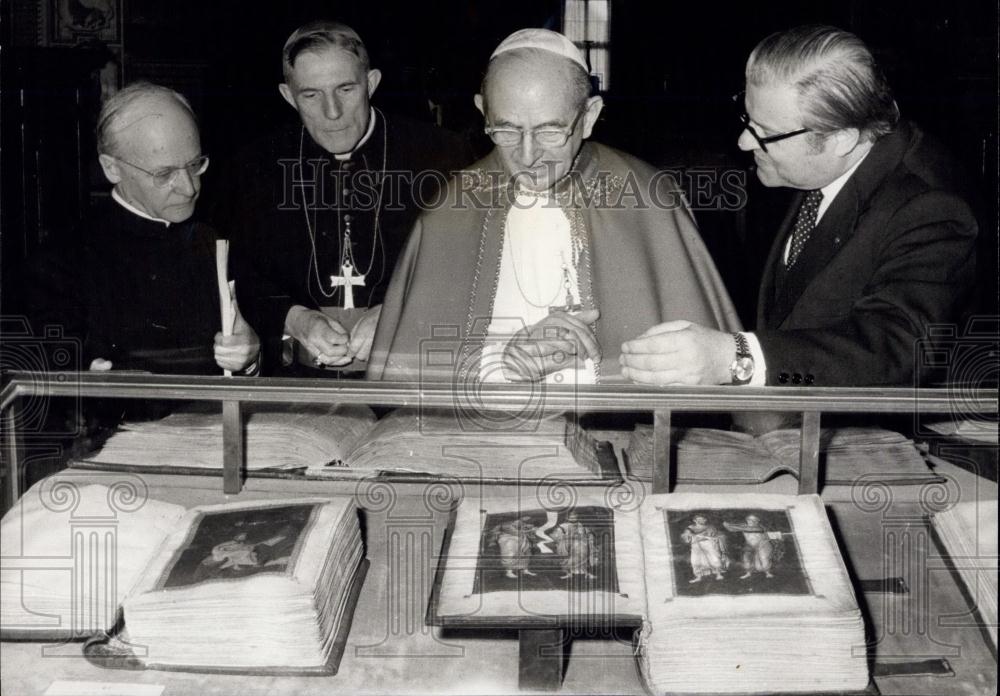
[502,309,601,381]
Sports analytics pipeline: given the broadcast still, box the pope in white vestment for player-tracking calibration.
[368,29,740,383]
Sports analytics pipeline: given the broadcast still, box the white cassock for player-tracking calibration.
[480,192,596,385]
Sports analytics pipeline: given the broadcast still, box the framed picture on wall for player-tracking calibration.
[49,0,121,45]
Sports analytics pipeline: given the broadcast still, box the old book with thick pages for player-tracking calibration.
[1,483,186,639]
[118,498,365,673]
[431,491,869,693]
[625,425,940,485]
[80,405,617,481]
[431,490,647,624]
[2,489,367,675]
[931,499,998,651]
[637,493,869,694]
[82,403,377,473]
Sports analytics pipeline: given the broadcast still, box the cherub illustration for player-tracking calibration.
[681,513,729,582]
[551,510,599,579]
[491,517,538,579]
[193,526,294,581]
[723,514,785,579]
[207,532,260,572]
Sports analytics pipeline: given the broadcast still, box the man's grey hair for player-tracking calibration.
[480,47,592,115]
[746,25,900,142]
[96,81,195,156]
[282,20,370,82]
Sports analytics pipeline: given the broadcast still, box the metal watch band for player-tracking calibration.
[733,332,751,358]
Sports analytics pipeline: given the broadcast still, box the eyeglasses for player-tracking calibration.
[484,110,585,148]
[115,155,210,188]
[733,91,810,152]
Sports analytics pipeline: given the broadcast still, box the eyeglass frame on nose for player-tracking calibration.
[484,109,586,149]
[114,155,210,188]
[733,91,810,153]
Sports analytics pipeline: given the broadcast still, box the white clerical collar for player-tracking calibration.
[334,107,377,161]
[817,148,870,223]
[112,188,171,226]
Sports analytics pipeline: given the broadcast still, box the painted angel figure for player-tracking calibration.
[723,514,785,579]
[491,517,538,579]
[681,514,729,582]
[551,510,599,579]
[193,526,295,581]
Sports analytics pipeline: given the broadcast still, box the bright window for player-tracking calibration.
[563,0,611,91]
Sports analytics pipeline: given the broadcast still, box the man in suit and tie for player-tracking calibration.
[620,25,977,387]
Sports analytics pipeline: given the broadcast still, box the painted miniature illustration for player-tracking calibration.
[681,514,729,582]
[666,509,808,596]
[723,513,782,579]
[473,506,617,594]
[493,517,539,579]
[552,509,600,580]
[161,504,315,588]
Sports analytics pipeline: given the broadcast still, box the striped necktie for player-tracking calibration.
[786,189,823,268]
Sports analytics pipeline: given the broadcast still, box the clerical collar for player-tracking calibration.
[817,149,870,223]
[112,189,171,226]
[333,107,377,161]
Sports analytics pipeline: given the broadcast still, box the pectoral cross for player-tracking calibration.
[548,262,583,314]
[330,262,365,309]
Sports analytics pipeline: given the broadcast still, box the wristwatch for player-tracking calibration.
[729,332,755,385]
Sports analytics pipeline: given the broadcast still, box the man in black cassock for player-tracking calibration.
[219,20,472,375]
[29,81,259,377]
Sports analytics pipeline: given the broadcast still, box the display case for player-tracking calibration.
[1,371,997,695]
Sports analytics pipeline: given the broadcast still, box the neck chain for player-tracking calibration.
[299,107,389,302]
[507,237,576,310]
[505,196,584,311]
[461,204,601,384]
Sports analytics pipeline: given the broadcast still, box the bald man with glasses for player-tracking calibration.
[368,28,740,383]
[29,81,259,377]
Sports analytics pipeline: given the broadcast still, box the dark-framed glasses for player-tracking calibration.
[733,91,810,152]
[115,155,209,188]
[485,110,585,148]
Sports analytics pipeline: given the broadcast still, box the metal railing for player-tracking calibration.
[2,371,996,503]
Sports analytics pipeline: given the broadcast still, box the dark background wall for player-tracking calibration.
[3,0,997,328]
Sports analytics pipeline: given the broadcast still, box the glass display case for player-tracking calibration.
[1,371,996,695]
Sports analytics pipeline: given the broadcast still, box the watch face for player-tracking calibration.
[734,356,754,381]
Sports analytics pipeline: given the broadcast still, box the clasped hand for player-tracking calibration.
[287,304,381,367]
[502,309,600,381]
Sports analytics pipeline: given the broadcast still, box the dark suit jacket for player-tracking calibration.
[755,122,977,386]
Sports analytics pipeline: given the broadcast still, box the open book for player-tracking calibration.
[932,499,998,651]
[1,483,186,639]
[1,485,366,675]
[80,405,617,481]
[430,490,869,693]
[625,425,939,485]
[925,418,999,445]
